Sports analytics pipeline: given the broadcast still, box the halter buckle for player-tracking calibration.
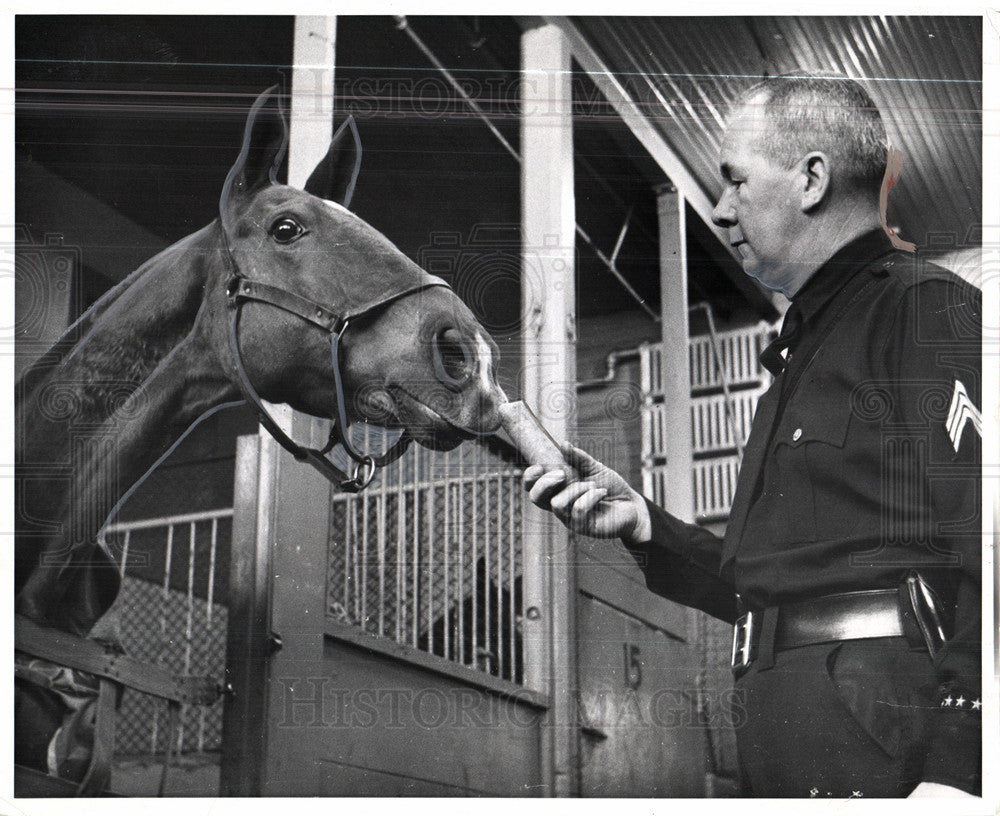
[339,455,377,493]
[225,275,242,300]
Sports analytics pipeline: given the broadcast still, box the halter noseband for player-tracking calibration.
[224,257,452,493]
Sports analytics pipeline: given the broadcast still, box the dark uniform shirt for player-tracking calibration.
[629,229,982,792]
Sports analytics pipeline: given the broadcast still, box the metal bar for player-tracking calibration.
[152,523,175,754]
[411,448,420,649]
[483,468,491,670]
[425,454,435,654]
[199,517,219,752]
[377,463,387,638]
[495,475,504,679]
[442,454,451,660]
[574,223,659,321]
[508,475,517,683]
[361,483,370,632]
[104,508,234,534]
[179,521,197,753]
[120,530,131,572]
[471,455,479,664]
[351,499,360,625]
[395,453,405,643]
[609,206,633,266]
[456,448,466,666]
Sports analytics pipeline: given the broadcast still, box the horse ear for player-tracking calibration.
[221,86,288,216]
[304,116,362,208]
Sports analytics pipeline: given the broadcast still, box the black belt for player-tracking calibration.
[731,578,949,677]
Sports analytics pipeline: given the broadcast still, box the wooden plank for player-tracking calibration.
[288,16,338,188]
[262,431,332,796]
[324,621,551,710]
[15,764,120,797]
[309,638,543,796]
[657,186,696,523]
[220,434,272,796]
[520,21,580,799]
[576,595,709,796]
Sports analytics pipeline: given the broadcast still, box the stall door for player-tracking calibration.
[575,549,711,797]
[222,431,546,797]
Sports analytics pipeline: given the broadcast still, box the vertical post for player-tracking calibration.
[520,22,579,798]
[289,16,338,187]
[656,184,695,522]
[264,15,339,438]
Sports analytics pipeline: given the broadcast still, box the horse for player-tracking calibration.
[14,86,505,789]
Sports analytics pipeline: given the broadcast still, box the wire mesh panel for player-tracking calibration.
[99,509,231,756]
[326,435,526,684]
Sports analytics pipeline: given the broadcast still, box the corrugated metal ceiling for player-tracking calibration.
[571,16,982,251]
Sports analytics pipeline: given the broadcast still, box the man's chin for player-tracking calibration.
[744,263,799,298]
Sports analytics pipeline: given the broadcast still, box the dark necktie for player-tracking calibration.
[759,304,803,377]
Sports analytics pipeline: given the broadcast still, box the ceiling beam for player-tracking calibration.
[542,15,781,320]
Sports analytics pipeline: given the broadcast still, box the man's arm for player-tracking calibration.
[523,445,736,622]
[882,277,982,796]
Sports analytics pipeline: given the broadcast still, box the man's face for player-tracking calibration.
[712,103,805,296]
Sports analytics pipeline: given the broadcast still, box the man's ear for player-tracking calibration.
[800,152,830,212]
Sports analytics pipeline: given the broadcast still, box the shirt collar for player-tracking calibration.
[789,228,894,323]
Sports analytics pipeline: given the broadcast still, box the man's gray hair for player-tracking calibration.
[735,72,888,191]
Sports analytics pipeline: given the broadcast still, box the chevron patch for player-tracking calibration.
[946,380,981,452]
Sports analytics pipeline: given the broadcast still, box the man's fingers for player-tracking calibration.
[569,487,609,528]
[560,443,602,476]
[550,482,598,516]
[522,464,546,489]
[527,469,568,506]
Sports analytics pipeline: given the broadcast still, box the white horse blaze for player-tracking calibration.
[474,332,495,393]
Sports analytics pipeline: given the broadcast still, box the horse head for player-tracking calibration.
[216,87,505,457]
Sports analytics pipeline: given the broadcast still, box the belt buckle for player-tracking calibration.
[731,610,757,675]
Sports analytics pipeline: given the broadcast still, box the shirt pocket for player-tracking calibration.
[768,392,852,543]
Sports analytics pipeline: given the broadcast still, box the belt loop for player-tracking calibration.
[755,606,779,671]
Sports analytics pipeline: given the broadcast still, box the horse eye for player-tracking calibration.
[270,217,304,244]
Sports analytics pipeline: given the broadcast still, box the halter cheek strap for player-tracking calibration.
[225,271,452,493]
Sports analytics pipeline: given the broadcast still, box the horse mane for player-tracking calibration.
[17,221,223,406]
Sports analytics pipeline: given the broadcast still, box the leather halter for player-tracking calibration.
[223,246,452,492]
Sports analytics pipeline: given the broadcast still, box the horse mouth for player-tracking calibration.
[387,384,501,450]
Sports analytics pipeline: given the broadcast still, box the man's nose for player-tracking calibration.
[712,188,736,228]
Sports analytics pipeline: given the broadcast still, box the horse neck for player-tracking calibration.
[18,222,240,539]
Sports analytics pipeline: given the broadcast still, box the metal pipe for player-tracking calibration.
[576,347,641,391]
[395,15,660,323]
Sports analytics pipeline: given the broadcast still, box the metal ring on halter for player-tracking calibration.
[340,455,377,492]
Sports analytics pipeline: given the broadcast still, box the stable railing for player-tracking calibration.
[98,508,232,758]
[326,434,526,684]
[641,322,775,522]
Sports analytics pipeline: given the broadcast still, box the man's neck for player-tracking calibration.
[786,203,883,297]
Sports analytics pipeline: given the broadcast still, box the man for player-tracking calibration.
[524,73,981,798]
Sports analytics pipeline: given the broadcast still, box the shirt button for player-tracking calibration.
[792,428,802,442]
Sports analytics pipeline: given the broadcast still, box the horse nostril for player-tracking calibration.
[432,328,474,389]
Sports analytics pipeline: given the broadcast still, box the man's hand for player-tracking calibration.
[522,444,651,542]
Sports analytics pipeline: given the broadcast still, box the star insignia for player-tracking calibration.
[955,696,966,708]
[942,695,953,707]
[972,699,982,711]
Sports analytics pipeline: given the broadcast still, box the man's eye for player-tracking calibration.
[270,217,304,244]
